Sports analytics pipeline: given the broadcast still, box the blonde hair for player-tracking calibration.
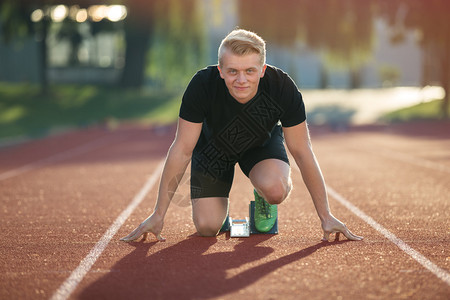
[218,29,266,67]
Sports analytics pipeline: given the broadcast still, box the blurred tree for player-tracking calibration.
[238,0,375,89]
[56,18,83,66]
[146,0,207,89]
[121,0,207,89]
[120,0,155,88]
[0,0,48,92]
[379,0,450,118]
[308,0,375,89]
[0,0,33,42]
[0,0,156,89]
[237,0,304,49]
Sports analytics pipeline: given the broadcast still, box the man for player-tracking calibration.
[121,29,362,242]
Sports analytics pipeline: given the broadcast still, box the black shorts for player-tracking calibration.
[190,125,289,198]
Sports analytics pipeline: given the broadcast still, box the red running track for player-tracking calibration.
[0,121,449,300]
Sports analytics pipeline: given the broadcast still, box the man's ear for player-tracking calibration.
[260,64,267,78]
[217,65,225,79]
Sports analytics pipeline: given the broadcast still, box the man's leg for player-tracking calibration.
[192,197,229,236]
[249,158,292,205]
[249,159,291,232]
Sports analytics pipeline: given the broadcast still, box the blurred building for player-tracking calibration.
[0,1,432,89]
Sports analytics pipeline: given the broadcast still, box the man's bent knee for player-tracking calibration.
[250,159,291,205]
[257,178,292,205]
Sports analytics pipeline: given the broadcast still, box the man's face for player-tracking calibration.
[218,50,266,104]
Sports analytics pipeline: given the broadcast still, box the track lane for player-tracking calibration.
[326,186,450,285]
[0,126,175,300]
[75,123,449,299]
[309,127,449,292]
[311,131,449,262]
[50,160,165,300]
[1,122,449,299]
[0,128,113,175]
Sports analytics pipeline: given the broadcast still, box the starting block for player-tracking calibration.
[230,217,250,237]
[224,201,278,238]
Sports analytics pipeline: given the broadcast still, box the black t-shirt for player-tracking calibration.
[179,65,306,160]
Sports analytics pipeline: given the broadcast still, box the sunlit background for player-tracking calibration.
[0,0,449,138]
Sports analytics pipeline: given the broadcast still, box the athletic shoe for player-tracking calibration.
[220,215,230,232]
[253,189,277,232]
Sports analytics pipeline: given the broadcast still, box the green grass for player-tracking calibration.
[0,82,182,140]
[381,99,449,123]
[1,82,447,141]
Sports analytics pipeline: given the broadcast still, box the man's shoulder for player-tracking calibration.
[261,65,293,91]
[264,64,289,79]
[185,65,221,94]
[193,65,220,81]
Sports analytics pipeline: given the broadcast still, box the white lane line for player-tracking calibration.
[0,135,122,182]
[49,160,165,300]
[326,185,450,286]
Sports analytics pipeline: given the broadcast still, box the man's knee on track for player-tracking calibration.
[194,218,222,237]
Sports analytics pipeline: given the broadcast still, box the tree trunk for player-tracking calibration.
[38,17,49,95]
[120,2,153,89]
[120,26,151,88]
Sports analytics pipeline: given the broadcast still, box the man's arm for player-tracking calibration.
[121,118,202,242]
[283,122,362,241]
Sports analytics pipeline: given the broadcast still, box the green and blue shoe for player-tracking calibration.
[253,189,277,232]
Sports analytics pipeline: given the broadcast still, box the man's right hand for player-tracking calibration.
[120,213,165,242]
[321,214,363,242]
